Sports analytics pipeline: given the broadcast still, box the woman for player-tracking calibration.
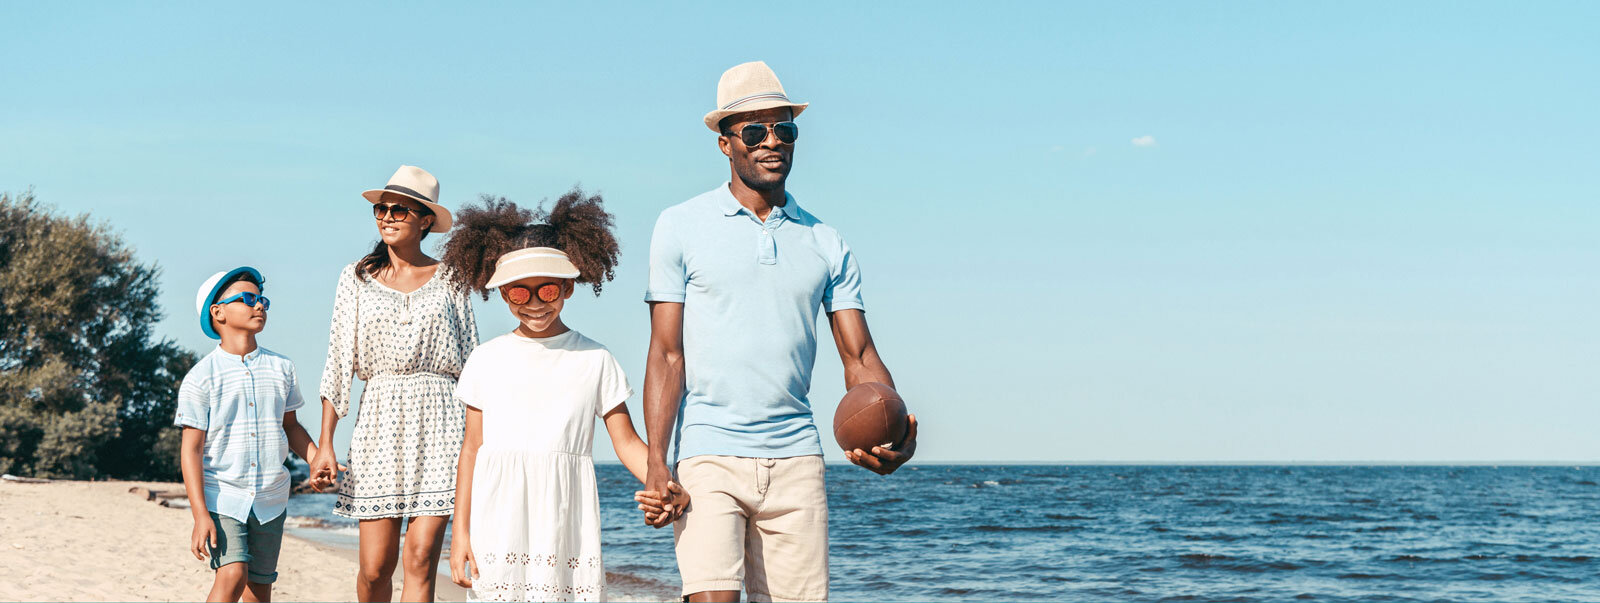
[312,165,479,602]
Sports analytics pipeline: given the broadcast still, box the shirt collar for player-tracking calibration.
[716,182,801,220]
[213,345,262,364]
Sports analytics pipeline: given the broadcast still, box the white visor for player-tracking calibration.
[485,247,581,288]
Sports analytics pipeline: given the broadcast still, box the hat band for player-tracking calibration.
[721,92,791,111]
[384,184,435,204]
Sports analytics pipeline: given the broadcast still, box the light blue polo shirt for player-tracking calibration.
[646,183,865,462]
[174,346,304,522]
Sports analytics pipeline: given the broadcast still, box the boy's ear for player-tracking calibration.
[563,280,576,300]
[209,304,225,328]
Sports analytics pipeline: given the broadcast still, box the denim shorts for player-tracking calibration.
[208,511,285,583]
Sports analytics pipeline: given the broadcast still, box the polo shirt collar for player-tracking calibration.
[716,182,800,220]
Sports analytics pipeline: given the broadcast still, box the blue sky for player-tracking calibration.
[2,2,1597,462]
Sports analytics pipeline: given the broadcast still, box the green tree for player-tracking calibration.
[0,190,196,479]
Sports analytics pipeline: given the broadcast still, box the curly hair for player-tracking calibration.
[440,187,620,299]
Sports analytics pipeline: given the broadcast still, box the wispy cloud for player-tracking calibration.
[1131,135,1157,147]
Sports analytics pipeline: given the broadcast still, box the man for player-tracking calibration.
[640,61,919,602]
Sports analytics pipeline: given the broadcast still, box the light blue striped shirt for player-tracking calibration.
[174,346,304,522]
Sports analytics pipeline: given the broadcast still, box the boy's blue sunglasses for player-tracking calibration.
[216,291,270,310]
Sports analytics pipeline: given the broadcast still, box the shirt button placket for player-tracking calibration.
[246,363,258,487]
[758,213,780,266]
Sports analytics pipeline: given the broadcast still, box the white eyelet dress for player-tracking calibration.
[319,262,479,519]
[454,330,632,602]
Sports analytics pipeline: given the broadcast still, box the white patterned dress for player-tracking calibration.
[454,330,632,602]
[320,262,479,519]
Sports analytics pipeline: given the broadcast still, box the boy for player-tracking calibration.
[175,267,328,602]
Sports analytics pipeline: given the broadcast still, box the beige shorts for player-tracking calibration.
[673,454,829,602]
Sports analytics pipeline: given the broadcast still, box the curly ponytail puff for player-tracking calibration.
[440,195,537,299]
[536,187,620,296]
[440,188,620,299]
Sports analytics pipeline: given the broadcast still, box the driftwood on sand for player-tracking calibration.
[1,474,52,484]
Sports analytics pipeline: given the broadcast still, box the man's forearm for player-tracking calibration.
[642,349,684,466]
[831,309,895,390]
[845,346,895,390]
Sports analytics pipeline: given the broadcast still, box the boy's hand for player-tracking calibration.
[844,414,918,475]
[449,532,477,588]
[309,464,345,492]
[191,517,215,560]
[308,448,345,492]
[634,481,689,528]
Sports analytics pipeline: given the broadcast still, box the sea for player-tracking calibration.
[285,464,1600,602]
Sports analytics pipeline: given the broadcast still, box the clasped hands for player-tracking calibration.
[634,480,689,528]
[306,448,347,493]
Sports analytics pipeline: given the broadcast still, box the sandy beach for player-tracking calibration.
[0,479,470,602]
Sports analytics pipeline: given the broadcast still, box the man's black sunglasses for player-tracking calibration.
[724,121,799,147]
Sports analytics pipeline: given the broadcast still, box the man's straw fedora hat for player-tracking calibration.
[702,61,809,132]
[361,165,452,232]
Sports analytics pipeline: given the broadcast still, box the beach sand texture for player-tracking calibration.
[0,480,468,602]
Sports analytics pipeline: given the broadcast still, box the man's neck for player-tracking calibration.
[728,178,786,222]
[217,331,258,359]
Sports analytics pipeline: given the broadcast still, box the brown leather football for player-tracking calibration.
[833,382,909,453]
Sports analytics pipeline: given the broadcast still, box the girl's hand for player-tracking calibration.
[191,517,215,560]
[634,481,690,528]
[635,489,669,527]
[449,532,477,588]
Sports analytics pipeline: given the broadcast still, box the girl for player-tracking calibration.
[442,190,682,602]
[312,165,479,602]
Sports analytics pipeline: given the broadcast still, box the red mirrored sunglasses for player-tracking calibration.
[505,282,562,305]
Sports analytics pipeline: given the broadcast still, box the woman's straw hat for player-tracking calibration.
[361,165,452,232]
[486,247,582,288]
[702,61,809,132]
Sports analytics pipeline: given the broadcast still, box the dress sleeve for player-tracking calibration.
[318,265,361,418]
[449,285,479,379]
[454,352,484,411]
[595,350,633,418]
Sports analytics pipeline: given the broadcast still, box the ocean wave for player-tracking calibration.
[972,524,1082,533]
[1385,554,1459,564]
[284,515,357,534]
[1043,514,1097,521]
[1335,572,1408,580]
[1260,512,1381,525]
[1177,554,1310,573]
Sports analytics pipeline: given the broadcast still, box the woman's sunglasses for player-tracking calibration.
[726,121,799,147]
[373,203,431,222]
[505,282,562,305]
[215,291,270,310]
